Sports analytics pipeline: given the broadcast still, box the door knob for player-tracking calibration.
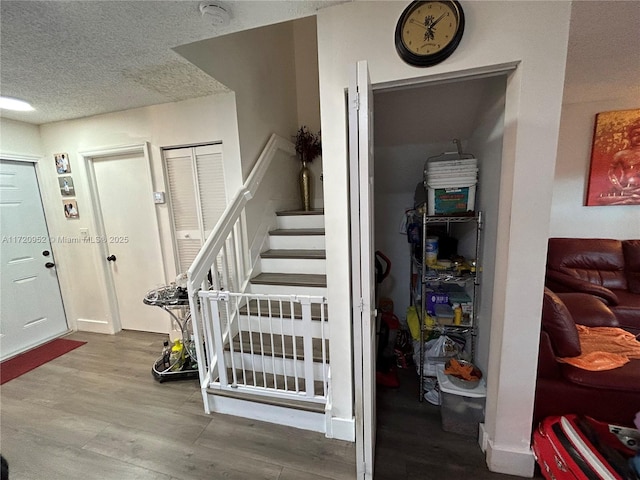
[107,255,117,262]
[45,262,55,268]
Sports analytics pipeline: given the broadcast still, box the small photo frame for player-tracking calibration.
[55,153,71,174]
[58,176,75,196]
[63,200,79,219]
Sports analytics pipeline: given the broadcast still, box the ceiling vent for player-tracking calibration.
[199,3,231,26]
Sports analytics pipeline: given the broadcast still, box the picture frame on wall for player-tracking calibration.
[55,152,71,174]
[63,199,79,219]
[58,176,75,196]
[586,108,640,206]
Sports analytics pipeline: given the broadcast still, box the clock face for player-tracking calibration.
[395,1,465,67]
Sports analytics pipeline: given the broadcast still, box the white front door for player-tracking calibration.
[91,149,168,333]
[349,60,376,480]
[0,159,68,360]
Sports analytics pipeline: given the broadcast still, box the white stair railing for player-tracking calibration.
[187,134,331,412]
[201,291,329,404]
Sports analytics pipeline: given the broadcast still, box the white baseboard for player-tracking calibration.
[76,318,115,334]
[206,394,326,434]
[327,416,355,442]
[485,435,536,477]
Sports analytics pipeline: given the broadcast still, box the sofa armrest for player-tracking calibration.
[545,270,619,305]
[537,331,562,379]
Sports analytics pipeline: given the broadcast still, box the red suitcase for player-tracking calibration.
[532,414,639,480]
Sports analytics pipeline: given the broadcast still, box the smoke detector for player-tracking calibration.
[199,3,231,26]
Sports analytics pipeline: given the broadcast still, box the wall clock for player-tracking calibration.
[395,1,465,67]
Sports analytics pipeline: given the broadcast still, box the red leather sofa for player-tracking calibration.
[546,238,640,335]
[534,288,640,427]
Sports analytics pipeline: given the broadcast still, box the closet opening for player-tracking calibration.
[371,72,509,473]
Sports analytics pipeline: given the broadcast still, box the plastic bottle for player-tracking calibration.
[453,304,462,325]
[161,340,170,359]
[169,339,183,371]
[160,340,171,371]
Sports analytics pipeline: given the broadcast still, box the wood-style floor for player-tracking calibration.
[0,330,539,479]
[0,331,354,480]
[374,368,542,479]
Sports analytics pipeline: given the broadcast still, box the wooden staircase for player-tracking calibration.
[205,209,330,431]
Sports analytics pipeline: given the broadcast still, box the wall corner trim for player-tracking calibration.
[327,417,355,442]
[485,435,535,477]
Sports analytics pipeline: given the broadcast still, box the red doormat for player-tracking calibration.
[0,338,86,385]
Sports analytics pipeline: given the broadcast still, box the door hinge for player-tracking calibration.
[354,92,360,111]
[358,297,364,312]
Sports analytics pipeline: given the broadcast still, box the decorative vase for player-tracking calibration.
[299,160,312,211]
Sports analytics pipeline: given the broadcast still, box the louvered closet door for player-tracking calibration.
[164,144,226,274]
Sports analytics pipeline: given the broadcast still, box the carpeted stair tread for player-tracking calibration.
[251,273,327,287]
[268,228,325,236]
[276,209,324,216]
[239,299,327,320]
[227,332,329,363]
[261,249,326,259]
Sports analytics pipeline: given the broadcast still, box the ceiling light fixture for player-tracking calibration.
[0,96,35,112]
[199,2,231,26]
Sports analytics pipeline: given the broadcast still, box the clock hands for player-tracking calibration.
[418,12,448,42]
[409,18,428,30]
[430,12,447,29]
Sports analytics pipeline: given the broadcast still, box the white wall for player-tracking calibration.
[293,16,324,209]
[550,96,640,239]
[317,1,571,475]
[373,142,429,321]
[0,118,43,157]
[34,94,242,334]
[175,21,299,183]
[467,76,507,374]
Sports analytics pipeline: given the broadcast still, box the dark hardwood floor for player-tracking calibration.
[375,368,542,479]
[1,330,539,479]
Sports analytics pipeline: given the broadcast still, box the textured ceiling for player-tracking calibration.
[1,1,638,126]
[562,0,640,105]
[0,0,346,125]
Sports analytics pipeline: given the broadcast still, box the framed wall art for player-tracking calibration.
[58,176,75,196]
[586,108,640,206]
[63,199,79,219]
[55,152,71,174]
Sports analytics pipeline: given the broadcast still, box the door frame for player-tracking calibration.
[347,62,521,476]
[80,142,165,333]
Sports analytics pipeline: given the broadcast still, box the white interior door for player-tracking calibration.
[0,159,68,360]
[92,150,168,333]
[349,60,376,480]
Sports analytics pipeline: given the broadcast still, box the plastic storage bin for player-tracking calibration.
[424,156,478,215]
[427,185,476,215]
[436,364,486,437]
